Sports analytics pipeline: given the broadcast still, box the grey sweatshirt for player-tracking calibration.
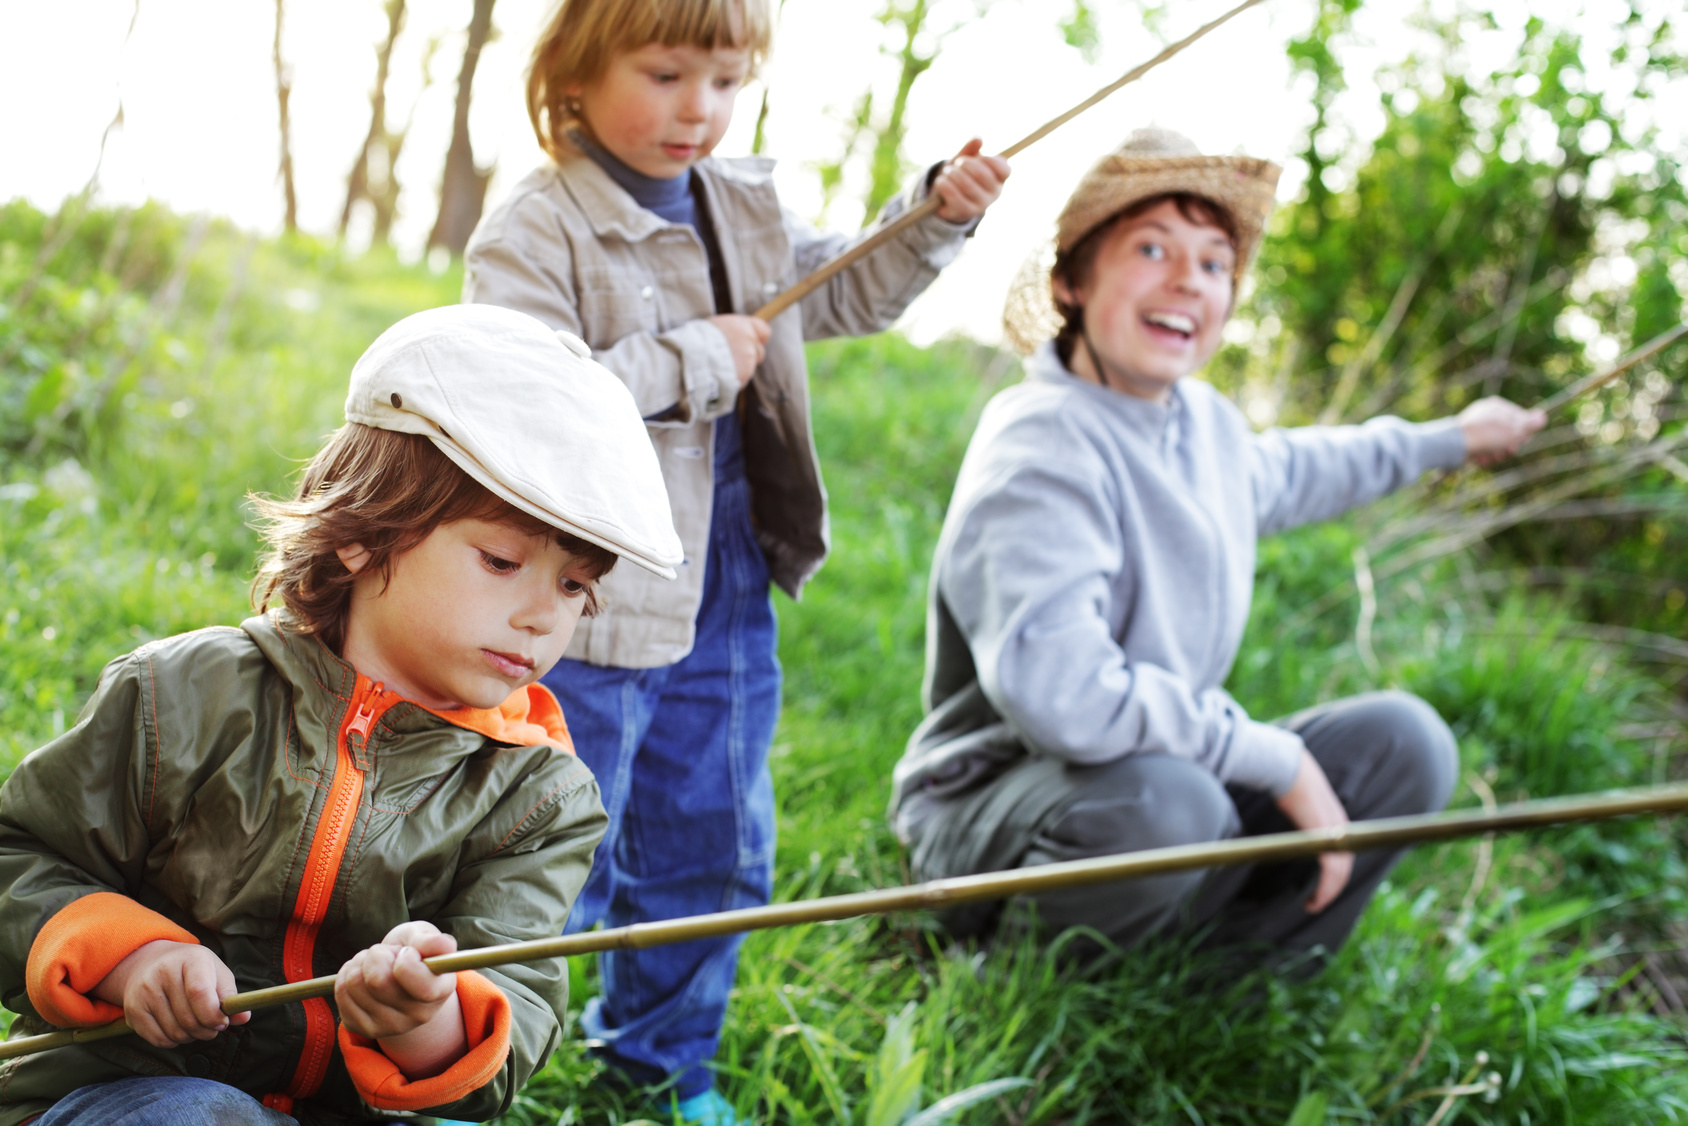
[891,343,1467,833]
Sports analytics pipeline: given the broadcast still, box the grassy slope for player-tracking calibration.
[2,218,1684,1123]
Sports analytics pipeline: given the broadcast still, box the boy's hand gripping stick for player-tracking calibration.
[4,781,1688,1063]
[751,0,1273,323]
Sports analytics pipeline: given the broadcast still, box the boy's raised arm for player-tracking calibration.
[788,144,1006,342]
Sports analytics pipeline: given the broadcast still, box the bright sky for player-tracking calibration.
[1,0,1680,344]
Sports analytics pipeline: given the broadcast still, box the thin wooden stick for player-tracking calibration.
[5,781,1688,1063]
[1535,322,1687,414]
[751,0,1272,322]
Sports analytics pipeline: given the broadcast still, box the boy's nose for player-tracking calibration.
[513,586,562,633]
[677,81,710,121]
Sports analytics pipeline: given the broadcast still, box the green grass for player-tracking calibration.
[3,205,1686,1123]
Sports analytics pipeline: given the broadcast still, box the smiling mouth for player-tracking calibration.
[1143,311,1197,340]
[482,649,535,678]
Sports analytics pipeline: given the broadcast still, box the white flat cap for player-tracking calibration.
[345,305,681,579]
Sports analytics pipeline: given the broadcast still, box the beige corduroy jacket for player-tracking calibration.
[463,150,971,668]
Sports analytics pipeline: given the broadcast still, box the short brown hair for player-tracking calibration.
[527,0,773,162]
[252,425,618,654]
[1051,192,1240,365]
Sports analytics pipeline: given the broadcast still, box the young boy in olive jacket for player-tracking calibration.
[0,306,682,1125]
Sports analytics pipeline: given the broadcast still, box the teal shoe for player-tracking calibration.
[671,1088,742,1125]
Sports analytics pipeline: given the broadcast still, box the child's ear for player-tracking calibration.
[336,543,373,576]
[1052,275,1081,309]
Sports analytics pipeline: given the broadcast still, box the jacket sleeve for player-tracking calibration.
[0,650,189,1025]
[339,754,608,1120]
[1250,415,1467,536]
[791,165,974,342]
[462,211,739,426]
[941,422,1304,795]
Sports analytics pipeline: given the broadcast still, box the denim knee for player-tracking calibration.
[38,1076,293,1125]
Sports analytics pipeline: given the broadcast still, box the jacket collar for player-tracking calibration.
[241,611,569,751]
[553,148,680,244]
[550,146,777,246]
[1025,341,1186,450]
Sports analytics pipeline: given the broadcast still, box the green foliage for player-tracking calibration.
[1222,0,1687,431]
[1056,0,1100,63]
[0,201,459,766]
[6,6,1688,1108]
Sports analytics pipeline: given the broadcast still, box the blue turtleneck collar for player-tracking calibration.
[573,130,696,230]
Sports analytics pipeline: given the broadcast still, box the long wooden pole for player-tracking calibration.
[6,781,1687,1063]
[1534,321,1687,414]
[751,0,1272,323]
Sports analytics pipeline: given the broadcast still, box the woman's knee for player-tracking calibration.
[1353,691,1458,814]
[1037,754,1237,861]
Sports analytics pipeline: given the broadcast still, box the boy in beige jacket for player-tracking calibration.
[461,0,1009,1120]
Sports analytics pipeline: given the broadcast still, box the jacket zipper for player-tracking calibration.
[274,677,387,1105]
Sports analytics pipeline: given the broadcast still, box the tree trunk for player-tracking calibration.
[861,0,936,225]
[273,0,298,232]
[429,0,497,255]
[341,0,408,238]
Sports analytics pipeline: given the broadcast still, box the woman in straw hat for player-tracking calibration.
[889,129,1544,958]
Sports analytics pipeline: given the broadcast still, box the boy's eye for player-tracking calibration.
[479,551,520,575]
[649,71,680,84]
[1203,258,1228,275]
[1138,242,1165,260]
[560,577,588,597]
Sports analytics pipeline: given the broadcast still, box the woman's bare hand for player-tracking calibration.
[1274,750,1352,914]
[1459,397,1546,466]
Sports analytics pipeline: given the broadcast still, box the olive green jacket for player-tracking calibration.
[0,613,608,1125]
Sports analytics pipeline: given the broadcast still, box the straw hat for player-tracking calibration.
[1002,128,1282,354]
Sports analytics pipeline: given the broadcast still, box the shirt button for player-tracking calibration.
[185,1053,212,1077]
[640,286,653,300]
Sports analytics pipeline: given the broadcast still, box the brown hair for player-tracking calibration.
[527,0,774,162]
[1051,192,1240,365]
[251,425,618,654]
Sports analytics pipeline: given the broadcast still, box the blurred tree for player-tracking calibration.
[1214,0,1687,432]
[1058,0,1101,63]
[429,0,499,256]
[273,0,298,232]
[812,0,971,227]
[750,0,790,155]
[341,0,408,240]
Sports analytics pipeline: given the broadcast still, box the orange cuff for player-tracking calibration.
[26,892,199,1027]
[338,970,512,1112]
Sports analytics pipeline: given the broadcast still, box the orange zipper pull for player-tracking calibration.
[346,682,384,741]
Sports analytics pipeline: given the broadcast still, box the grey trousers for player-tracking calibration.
[904,691,1458,956]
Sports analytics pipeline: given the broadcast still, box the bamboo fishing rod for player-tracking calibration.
[751,0,1272,323]
[1533,321,1687,415]
[6,781,1688,1064]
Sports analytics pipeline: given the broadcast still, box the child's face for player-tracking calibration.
[574,42,751,178]
[337,518,597,711]
[1056,200,1236,399]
